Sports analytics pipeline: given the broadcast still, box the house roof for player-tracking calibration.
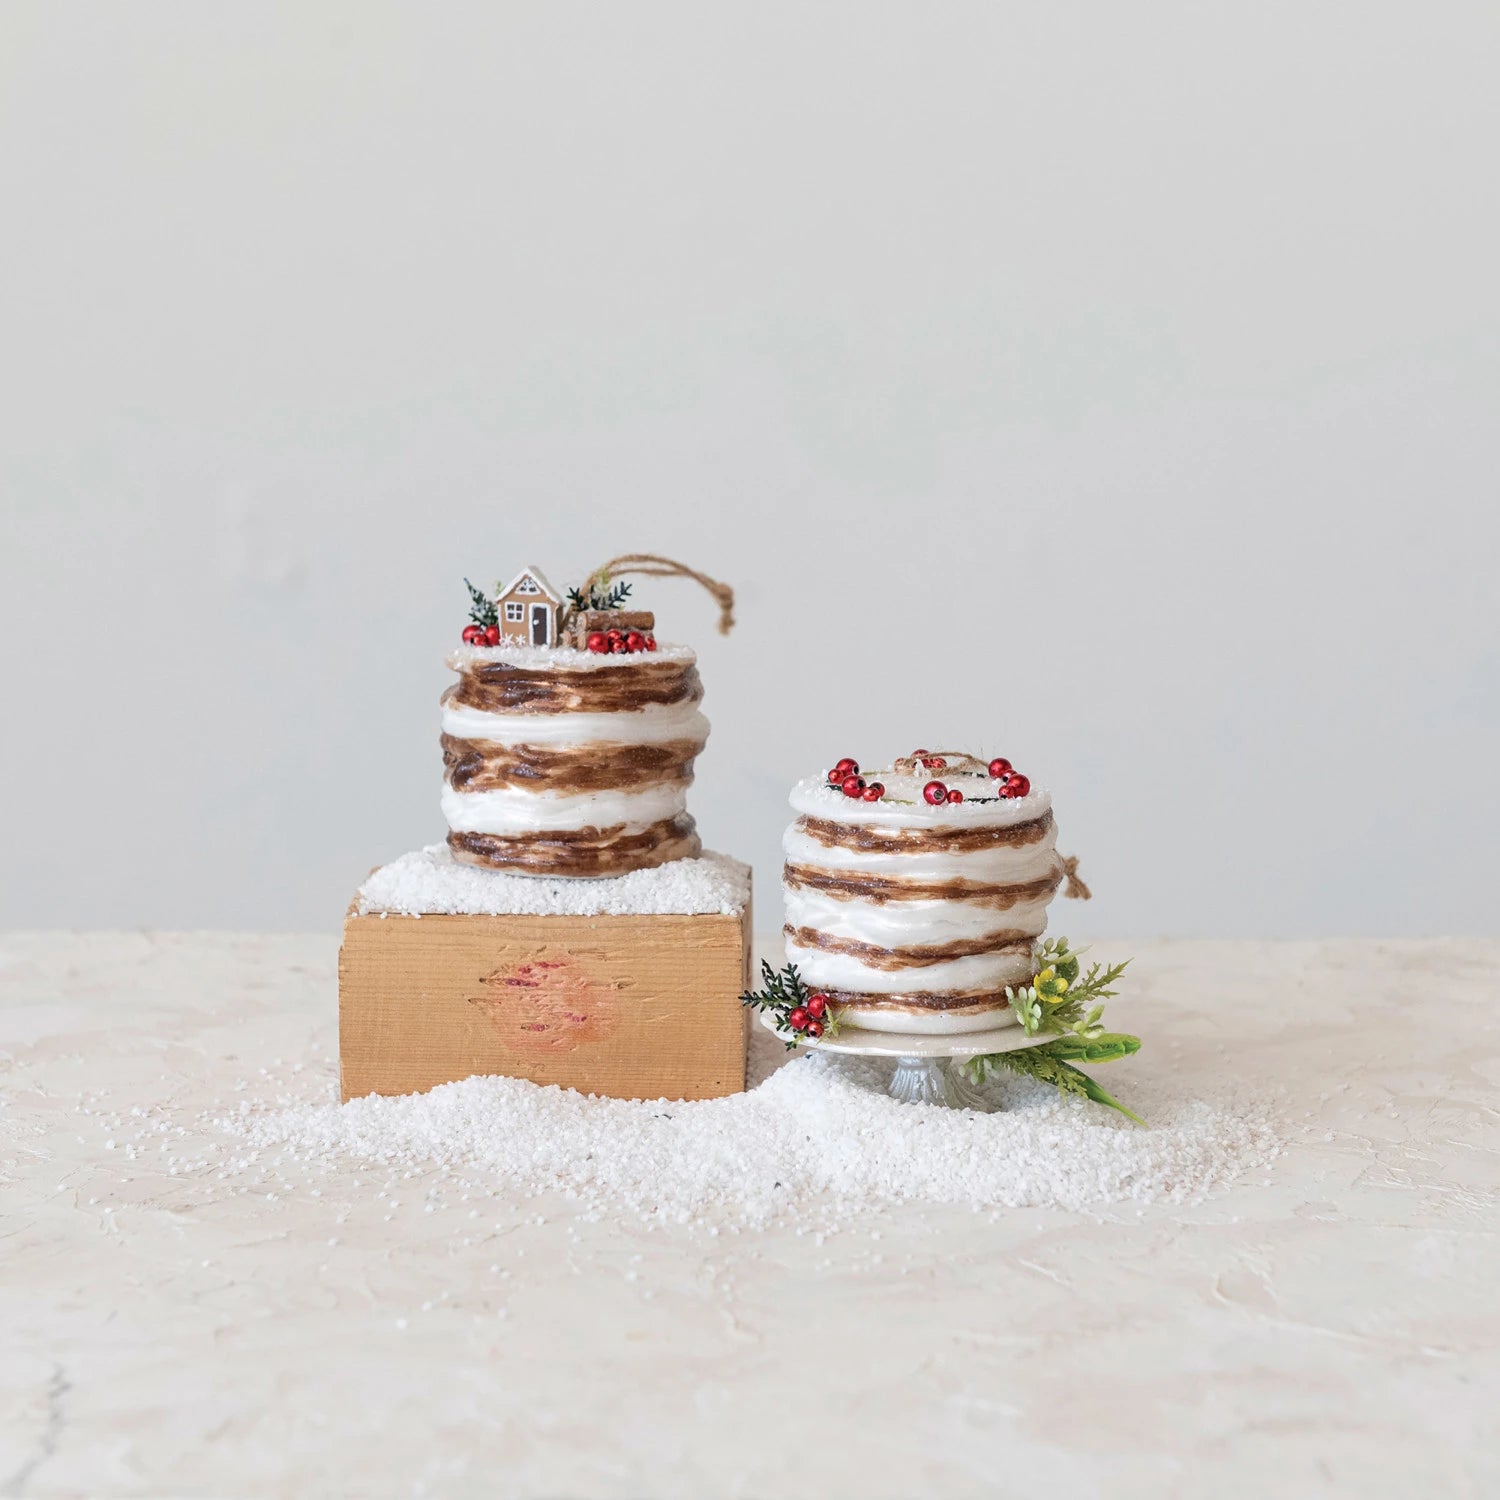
[496,564,562,603]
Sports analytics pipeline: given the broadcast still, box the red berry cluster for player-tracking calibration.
[987,756,1031,799]
[922,780,965,805]
[741,960,839,1050]
[827,757,884,803]
[586,628,658,655]
[462,623,501,646]
[785,991,830,1039]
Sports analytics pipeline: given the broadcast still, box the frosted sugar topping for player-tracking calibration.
[356,844,750,917]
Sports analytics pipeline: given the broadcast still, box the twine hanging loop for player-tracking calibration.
[586,553,735,636]
[890,750,989,777]
[1060,854,1092,900]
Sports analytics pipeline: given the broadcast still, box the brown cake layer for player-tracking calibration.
[794,809,1053,855]
[441,735,702,794]
[782,861,1064,908]
[820,987,1014,1017]
[782,924,1035,971]
[448,815,701,878]
[445,658,702,716]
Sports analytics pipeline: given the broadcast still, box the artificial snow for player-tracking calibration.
[357,846,750,918]
[192,1035,1282,1227]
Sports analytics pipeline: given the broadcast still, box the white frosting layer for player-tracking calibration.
[782,822,1058,885]
[784,873,1057,948]
[442,701,711,749]
[441,781,688,835]
[837,1004,1019,1036]
[789,773,1051,827]
[783,886,1048,946]
[782,938,1036,996]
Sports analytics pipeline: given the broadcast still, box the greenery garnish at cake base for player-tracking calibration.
[965,938,1144,1124]
[745,941,1143,1119]
[740,961,841,1049]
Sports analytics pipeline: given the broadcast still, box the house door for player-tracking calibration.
[530,603,550,646]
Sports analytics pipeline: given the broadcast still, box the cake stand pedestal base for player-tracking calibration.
[758,1013,1053,1111]
[886,1055,997,1110]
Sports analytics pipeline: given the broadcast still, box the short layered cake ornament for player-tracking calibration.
[782,750,1077,1034]
[340,553,750,1104]
[747,748,1143,1116]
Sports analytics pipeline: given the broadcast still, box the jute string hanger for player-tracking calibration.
[583,553,736,636]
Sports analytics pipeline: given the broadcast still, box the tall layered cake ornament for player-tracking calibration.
[340,551,750,1105]
[781,750,1090,1034]
[442,555,735,879]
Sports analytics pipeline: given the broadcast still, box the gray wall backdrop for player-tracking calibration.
[3,2,1497,936]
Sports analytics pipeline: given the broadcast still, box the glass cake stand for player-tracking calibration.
[757,1012,1053,1110]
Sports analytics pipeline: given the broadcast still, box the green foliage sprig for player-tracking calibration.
[966,937,1143,1123]
[968,1037,1143,1124]
[740,960,840,1050]
[463,578,498,629]
[1005,937,1129,1040]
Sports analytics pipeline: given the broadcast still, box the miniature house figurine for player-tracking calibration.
[496,565,562,647]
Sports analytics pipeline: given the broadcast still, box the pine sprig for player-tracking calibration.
[464,578,498,629]
[740,960,839,1049]
[566,579,634,613]
[742,958,810,1010]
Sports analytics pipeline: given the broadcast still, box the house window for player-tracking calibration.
[516,577,540,594]
[505,602,525,621]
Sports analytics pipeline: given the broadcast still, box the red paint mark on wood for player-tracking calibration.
[469,952,622,1055]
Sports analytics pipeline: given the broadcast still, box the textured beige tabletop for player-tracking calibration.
[2,933,1497,1499]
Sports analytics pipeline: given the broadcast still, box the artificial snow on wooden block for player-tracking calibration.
[339,848,752,1104]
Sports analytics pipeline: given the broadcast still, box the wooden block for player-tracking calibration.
[567,608,656,648]
[338,907,750,1103]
